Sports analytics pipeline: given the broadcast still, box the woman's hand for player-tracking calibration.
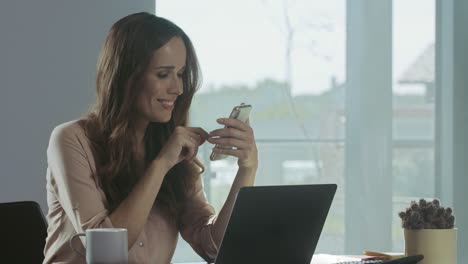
[208,118,258,169]
[156,126,210,170]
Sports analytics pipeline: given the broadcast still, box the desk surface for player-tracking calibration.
[174,254,370,264]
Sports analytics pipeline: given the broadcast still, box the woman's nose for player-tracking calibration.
[169,76,183,95]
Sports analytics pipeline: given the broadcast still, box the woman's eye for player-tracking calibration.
[157,72,168,78]
[177,73,184,78]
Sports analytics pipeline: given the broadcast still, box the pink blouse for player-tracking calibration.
[43,120,218,264]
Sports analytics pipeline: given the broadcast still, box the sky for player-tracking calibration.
[156,0,435,95]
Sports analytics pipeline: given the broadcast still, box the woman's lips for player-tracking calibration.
[157,99,175,110]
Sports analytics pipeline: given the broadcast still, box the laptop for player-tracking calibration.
[186,184,337,264]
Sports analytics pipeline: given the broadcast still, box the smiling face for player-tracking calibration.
[135,36,187,124]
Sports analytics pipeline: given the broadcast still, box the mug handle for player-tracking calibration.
[69,233,86,258]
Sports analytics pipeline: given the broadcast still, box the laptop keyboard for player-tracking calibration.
[336,260,384,264]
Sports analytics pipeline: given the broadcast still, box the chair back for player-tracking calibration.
[0,201,48,263]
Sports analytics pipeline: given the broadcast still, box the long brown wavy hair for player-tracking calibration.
[80,12,203,217]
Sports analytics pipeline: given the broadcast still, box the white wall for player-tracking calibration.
[0,0,155,212]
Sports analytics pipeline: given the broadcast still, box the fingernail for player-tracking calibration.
[217,118,224,124]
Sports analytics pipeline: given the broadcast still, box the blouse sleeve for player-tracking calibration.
[47,124,114,235]
[178,175,219,262]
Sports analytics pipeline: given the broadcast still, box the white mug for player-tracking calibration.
[69,228,128,264]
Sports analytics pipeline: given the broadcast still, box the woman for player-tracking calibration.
[43,12,257,263]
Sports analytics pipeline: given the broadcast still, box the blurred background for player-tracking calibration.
[1,0,467,262]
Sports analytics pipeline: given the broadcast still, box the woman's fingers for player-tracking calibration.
[161,126,210,167]
[208,118,254,149]
[207,137,249,149]
[188,127,210,141]
[209,127,246,140]
[182,136,199,161]
[184,127,211,160]
[174,127,205,161]
[211,147,247,159]
[216,118,251,132]
[185,127,209,146]
[207,118,257,168]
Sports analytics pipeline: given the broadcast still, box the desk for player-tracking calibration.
[174,254,371,264]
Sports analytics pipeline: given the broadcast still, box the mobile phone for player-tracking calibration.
[209,103,252,161]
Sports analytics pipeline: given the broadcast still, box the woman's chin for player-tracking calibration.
[150,115,172,123]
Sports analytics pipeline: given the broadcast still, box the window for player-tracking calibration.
[392,0,435,252]
[156,0,437,261]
